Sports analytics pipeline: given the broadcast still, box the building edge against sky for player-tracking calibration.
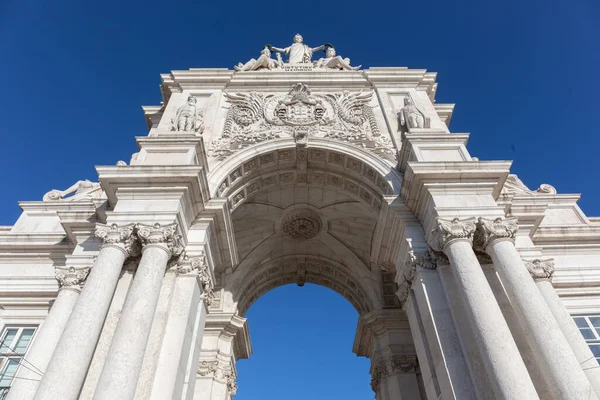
[0,35,599,399]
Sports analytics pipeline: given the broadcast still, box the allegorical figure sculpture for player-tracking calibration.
[171,94,204,133]
[399,96,430,129]
[235,47,282,71]
[43,179,102,201]
[313,47,361,71]
[268,34,327,64]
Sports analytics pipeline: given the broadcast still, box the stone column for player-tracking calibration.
[431,218,539,399]
[478,217,597,400]
[402,251,476,400]
[93,223,182,400]
[148,254,212,400]
[7,267,89,400]
[526,258,600,398]
[34,223,137,400]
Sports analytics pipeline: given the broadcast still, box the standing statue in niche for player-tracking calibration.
[267,34,328,64]
[399,96,430,129]
[171,94,204,133]
[234,47,282,71]
[313,47,361,71]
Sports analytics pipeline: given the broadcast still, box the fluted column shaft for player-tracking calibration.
[527,260,600,397]
[7,267,89,400]
[34,223,136,400]
[433,218,538,400]
[480,217,597,400]
[93,223,181,400]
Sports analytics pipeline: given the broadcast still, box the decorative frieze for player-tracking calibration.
[55,266,90,291]
[525,259,555,281]
[475,217,518,251]
[95,223,139,257]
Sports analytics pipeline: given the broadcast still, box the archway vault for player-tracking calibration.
[231,255,381,316]
[210,139,401,320]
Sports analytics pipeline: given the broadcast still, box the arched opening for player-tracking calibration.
[235,283,373,399]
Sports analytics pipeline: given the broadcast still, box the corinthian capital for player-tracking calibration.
[475,217,518,251]
[173,252,215,305]
[137,223,184,257]
[430,218,477,251]
[55,266,90,291]
[525,259,555,281]
[95,223,139,257]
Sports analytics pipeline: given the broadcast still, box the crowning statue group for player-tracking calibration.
[235,33,360,71]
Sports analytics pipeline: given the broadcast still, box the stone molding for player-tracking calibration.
[370,355,419,393]
[430,217,477,251]
[475,217,518,251]
[95,223,139,257]
[55,266,90,292]
[525,259,555,281]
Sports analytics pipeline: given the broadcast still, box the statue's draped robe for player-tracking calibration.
[282,43,312,64]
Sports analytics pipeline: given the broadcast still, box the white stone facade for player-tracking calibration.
[1,38,599,399]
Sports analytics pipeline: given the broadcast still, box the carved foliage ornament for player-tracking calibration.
[209,83,393,161]
[430,218,477,251]
[397,250,437,303]
[475,217,518,251]
[282,210,322,240]
[173,252,215,305]
[55,266,90,290]
[196,361,237,395]
[95,223,140,257]
[137,223,184,257]
[371,356,419,393]
[525,259,555,281]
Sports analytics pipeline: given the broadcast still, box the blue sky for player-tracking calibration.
[1,0,599,398]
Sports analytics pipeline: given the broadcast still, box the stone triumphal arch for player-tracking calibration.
[1,35,600,400]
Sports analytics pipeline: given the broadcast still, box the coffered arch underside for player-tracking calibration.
[232,256,381,316]
[207,138,403,213]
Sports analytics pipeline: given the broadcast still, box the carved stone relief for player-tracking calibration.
[501,174,558,195]
[43,179,103,202]
[208,83,394,161]
[171,94,204,133]
[281,210,322,240]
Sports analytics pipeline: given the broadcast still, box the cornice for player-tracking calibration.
[401,160,512,222]
[226,69,371,91]
[96,165,209,207]
[363,68,437,98]
[352,309,411,357]
[160,69,234,99]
